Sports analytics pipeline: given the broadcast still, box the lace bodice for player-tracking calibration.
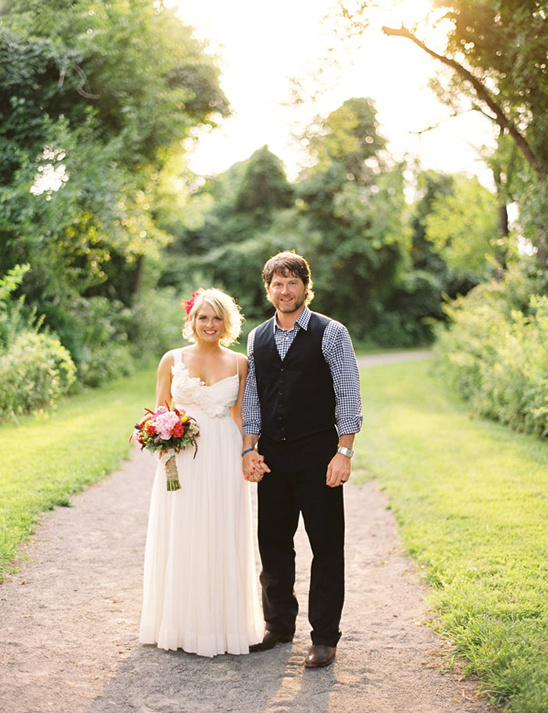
[170,350,239,418]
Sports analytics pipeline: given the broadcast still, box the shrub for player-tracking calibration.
[0,331,76,421]
[42,296,136,388]
[434,266,548,439]
[75,342,134,389]
[128,286,187,365]
[0,263,32,349]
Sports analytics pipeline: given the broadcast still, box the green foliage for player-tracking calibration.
[0,331,76,421]
[235,146,294,215]
[434,261,548,439]
[434,0,548,173]
[0,366,156,580]
[424,174,499,279]
[295,99,413,340]
[0,0,229,171]
[166,98,498,348]
[355,358,548,713]
[337,1,548,260]
[302,97,387,179]
[43,295,135,388]
[127,286,187,364]
[428,0,548,261]
[0,0,229,392]
[0,262,31,348]
[161,147,307,324]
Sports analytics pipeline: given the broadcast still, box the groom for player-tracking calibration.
[241,251,362,668]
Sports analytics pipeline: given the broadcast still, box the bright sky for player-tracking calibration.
[168,0,497,183]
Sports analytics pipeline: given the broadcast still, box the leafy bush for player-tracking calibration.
[0,331,76,421]
[128,286,188,365]
[0,263,32,349]
[434,263,548,439]
[42,295,136,388]
[75,342,134,389]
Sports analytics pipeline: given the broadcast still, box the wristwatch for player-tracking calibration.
[337,446,354,458]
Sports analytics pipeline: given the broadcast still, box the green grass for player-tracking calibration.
[354,359,548,713]
[0,368,156,581]
[2,356,548,711]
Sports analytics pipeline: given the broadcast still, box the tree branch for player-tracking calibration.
[410,111,462,135]
[382,24,544,178]
[73,64,100,100]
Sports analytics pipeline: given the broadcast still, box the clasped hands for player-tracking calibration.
[243,451,270,482]
[243,450,351,488]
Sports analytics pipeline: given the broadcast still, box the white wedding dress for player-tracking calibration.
[140,348,264,656]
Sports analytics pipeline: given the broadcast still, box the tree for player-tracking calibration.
[336,0,548,260]
[235,146,294,215]
[0,0,228,292]
[159,147,300,322]
[296,98,412,341]
[0,0,229,379]
[301,97,386,181]
[423,174,499,279]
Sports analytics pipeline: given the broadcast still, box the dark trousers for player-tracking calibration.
[257,429,344,647]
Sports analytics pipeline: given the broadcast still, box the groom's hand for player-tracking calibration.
[243,451,270,482]
[326,453,351,488]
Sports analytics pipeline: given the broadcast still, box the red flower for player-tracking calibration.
[181,290,201,320]
[172,421,184,437]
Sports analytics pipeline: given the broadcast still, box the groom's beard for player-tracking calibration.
[271,288,307,314]
[277,295,306,313]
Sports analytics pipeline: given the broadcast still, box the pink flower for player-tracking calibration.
[153,410,181,440]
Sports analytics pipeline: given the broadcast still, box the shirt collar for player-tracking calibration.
[273,305,311,333]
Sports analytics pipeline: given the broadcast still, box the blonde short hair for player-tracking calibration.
[182,288,243,346]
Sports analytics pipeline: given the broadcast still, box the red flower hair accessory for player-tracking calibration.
[181,290,201,320]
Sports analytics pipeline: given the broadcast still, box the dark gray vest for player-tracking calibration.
[254,312,336,442]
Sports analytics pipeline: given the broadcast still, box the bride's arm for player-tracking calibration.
[231,353,248,435]
[155,351,174,408]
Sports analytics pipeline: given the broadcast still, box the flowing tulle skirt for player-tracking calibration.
[139,408,263,656]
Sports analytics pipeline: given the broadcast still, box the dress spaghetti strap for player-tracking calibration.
[171,348,183,366]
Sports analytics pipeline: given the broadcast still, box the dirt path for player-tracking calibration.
[0,351,496,713]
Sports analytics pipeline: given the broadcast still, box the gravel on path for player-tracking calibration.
[0,352,496,713]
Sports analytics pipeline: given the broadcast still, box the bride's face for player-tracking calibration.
[194,302,225,343]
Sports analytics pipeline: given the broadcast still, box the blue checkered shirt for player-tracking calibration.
[243,306,363,436]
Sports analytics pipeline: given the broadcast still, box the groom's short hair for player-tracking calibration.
[262,251,314,304]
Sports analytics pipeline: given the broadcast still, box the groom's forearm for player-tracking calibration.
[338,433,355,450]
[242,434,259,453]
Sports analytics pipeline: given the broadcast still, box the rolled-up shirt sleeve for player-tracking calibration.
[242,328,262,435]
[322,321,363,435]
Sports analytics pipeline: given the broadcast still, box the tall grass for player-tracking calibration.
[354,358,548,713]
[0,369,156,580]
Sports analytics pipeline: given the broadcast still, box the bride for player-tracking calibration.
[139,288,264,656]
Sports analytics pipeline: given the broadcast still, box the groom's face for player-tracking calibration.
[266,272,308,315]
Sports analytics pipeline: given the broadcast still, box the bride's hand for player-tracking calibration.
[243,451,270,482]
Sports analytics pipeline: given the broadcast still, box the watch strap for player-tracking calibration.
[337,446,354,458]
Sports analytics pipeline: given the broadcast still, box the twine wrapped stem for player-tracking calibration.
[165,454,181,491]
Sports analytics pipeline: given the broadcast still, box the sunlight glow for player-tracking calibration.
[30,147,69,200]
[168,0,497,183]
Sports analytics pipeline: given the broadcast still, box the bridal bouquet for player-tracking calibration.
[131,405,200,491]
